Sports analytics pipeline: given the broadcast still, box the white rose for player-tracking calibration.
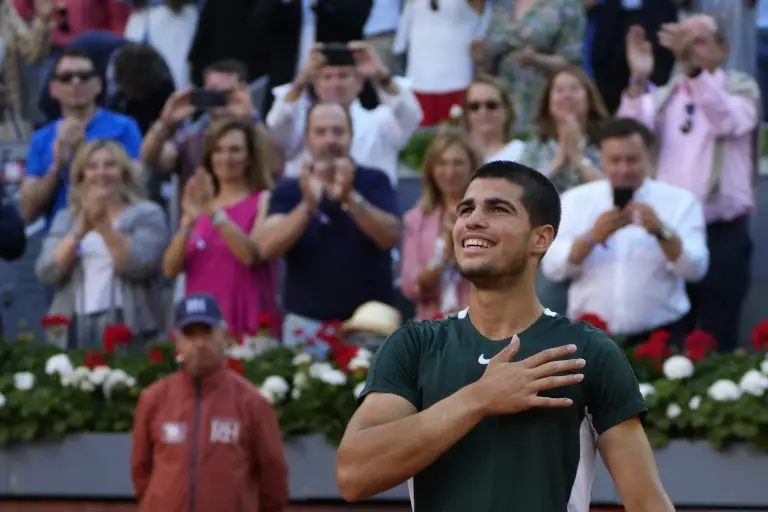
[259,375,290,404]
[103,369,136,399]
[14,371,35,391]
[760,358,768,376]
[319,369,347,386]
[638,383,655,398]
[291,387,301,400]
[88,366,111,386]
[0,393,6,408]
[348,348,373,371]
[739,369,768,397]
[45,354,74,378]
[707,379,741,401]
[689,395,702,410]
[308,362,334,379]
[227,344,254,361]
[666,403,682,419]
[449,104,463,119]
[292,352,313,366]
[79,379,95,392]
[353,382,366,399]
[662,355,694,380]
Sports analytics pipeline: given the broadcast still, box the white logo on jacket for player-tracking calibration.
[210,419,241,444]
[161,422,187,444]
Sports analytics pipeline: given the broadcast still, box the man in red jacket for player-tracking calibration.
[131,293,289,512]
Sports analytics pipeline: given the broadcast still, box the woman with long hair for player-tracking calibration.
[35,140,169,348]
[162,117,279,335]
[401,128,482,319]
[462,75,525,163]
[519,66,609,194]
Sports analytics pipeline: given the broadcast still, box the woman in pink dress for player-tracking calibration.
[401,128,481,320]
[162,117,280,335]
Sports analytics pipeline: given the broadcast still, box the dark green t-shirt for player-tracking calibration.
[360,309,646,512]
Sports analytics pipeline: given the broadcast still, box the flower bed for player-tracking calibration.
[1,315,767,452]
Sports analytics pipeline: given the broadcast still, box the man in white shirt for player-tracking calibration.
[542,117,709,344]
[266,41,423,185]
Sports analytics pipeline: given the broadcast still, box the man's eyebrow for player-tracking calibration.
[456,199,474,211]
[485,198,517,210]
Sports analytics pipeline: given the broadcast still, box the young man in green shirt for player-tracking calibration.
[336,161,674,511]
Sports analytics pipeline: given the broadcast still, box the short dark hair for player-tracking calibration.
[203,59,249,83]
[596,117,656,149]
[469,161,561,237]
[306,101,354,135]
[52,48,94,74]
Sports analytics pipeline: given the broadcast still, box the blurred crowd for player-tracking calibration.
[0,0,761,353]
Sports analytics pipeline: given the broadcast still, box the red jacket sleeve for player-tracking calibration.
[250,396,289,511]
[131,390,155,501]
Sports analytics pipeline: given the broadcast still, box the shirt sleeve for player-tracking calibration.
[665,192,708,282]
[131,389,155,502]
[25,131,49,178]
[540,187,587,282]
[267,179,301,215]
[359,323,422,409]
[119,117,143,159]
[582,327,647,435]
[359,169,400,216]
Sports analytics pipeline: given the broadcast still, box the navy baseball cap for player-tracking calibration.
[175,293,224,330]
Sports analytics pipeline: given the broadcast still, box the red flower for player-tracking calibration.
[684,330,717,362]
[104,324,133,346]
[752,321,768,352]
[634,330,671,362]
[430,313,445,320]
[84,350,107,368]
[148,348,165,364]
[232,333,245,345]
[574,313,610,334]
[333,346,359,371]
[259,313,271,328]
[40,315,71,328]
[226,358,244,375]
[293,328,304,337]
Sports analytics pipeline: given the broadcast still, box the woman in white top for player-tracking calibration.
[397,0,489,126]
[36,141,169,349]
[124,0,199,90]
[462,75,525,163]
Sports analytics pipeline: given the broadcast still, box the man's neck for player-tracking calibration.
[467,276,542,341]
[61,104,96,124]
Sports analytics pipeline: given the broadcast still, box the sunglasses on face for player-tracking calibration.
[468,100,501,112]
[54,70,96,84]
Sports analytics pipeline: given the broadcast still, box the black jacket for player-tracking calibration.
[0,187,26,261]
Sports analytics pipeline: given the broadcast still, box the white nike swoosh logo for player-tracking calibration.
[478,354,491,365]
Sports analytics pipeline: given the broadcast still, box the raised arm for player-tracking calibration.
[599,418,674,512]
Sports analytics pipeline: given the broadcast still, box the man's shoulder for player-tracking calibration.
[647,179,697,205]
[271,177,301,197]
[95,109,138,127]
[385,316,463,349]
[355,165,393,191]
[31,121,58,144]
[561,179,609,204]
[139,372,181,405]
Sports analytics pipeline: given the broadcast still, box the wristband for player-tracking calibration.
[211,209,228,226]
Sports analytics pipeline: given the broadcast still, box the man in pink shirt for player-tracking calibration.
[617,15,761,352]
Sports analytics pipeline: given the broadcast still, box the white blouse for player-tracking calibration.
[486,139,526,163]
[397,0,490,93]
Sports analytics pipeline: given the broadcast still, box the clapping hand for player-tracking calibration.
[53,118,85,170]
[299,158,323,211]
[473,336,585,415]
[327,157,356,204]
[626,25,654,78]
[193,167,216,215]
[84,189,109,232]
[510,45,536,68]
[182,177,203,222]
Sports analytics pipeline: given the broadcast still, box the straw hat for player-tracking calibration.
[342,301,402,337]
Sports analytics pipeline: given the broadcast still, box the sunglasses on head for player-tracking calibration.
[54,70,96,83]
[468,100,501,112]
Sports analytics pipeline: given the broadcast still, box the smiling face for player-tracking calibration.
[548,71,588,122]
[465,82,508,136]
[211,128,248,185]
[82,147,124,200]
[453,178,546,288]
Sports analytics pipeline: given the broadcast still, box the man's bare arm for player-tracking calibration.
[140,121,178,172]
[598,418,674,512]
[253,203,313,261]
[19,171,58,221]
[336,390,485,502]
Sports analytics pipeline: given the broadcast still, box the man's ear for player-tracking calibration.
[531,224,555,258]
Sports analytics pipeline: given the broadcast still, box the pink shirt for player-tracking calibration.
[13,0,130,46]
[184,192,281,335]
[617,69,758,223]
[401,205,470,320]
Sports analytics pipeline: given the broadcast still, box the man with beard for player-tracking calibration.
[335,161,674,511]
[257,101,400,348]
